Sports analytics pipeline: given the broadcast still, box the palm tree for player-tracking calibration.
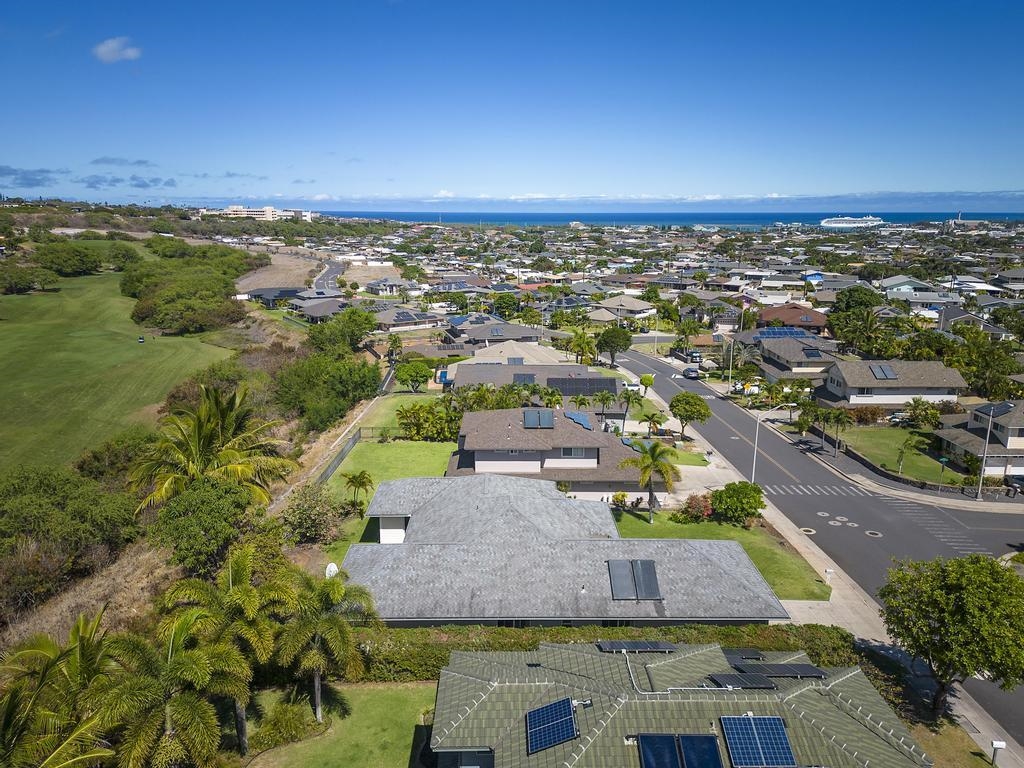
[830,408,854,456]
[592,389,615,419]
[131,385,298,511]
[161,545,296,755]
[568,394,591,410]
[643,411,668,437]
[618,440,682,522]
[0,625,115,768]
[569,328,597,364]
[341,470,374,507]
[541,387,563,409]
[619,390,643,433]
[98,609,251,768]
[896,434,929,475]
[277,571,375,723]
[386,333,403,364]
[676,318,703,352]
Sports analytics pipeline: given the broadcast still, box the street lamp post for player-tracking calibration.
[752,402,797,484]
[976,402,1013,501]
[727,309,745,390]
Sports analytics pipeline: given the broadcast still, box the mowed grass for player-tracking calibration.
[616,511,831,601]
[361,393,439,430]
[325,440,456,502]
[841,426,964,485]
[0,273,229,466]
[248,682,437,768]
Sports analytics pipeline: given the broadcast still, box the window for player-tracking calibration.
[561,447,585,458]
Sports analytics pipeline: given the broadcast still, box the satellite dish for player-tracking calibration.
[325,562,339,579]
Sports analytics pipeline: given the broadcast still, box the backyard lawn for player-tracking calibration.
[840,426,964,485]
[325,440,456,503]
[0,273,229,466]
[360,393,439,430]
[616,511,830,601]
[248,682,437,768]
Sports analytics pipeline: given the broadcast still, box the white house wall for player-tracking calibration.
[378,516,407,544]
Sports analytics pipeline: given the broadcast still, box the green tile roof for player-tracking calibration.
[431,642,931,768]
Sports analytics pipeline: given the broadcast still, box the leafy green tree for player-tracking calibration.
[31,242,102,276]
[395,360,432,392]
[277,572,375,723]
[675,318,703,351]
[519,307,542,327]
[710,481,766,526]
[106,241,141,271]
[281,483,342,544]
[161,545,296,754]
[905,397,941,429]
[151,480,252,577]
[306,308,378,354]
[618,440,681,521]
[75,425,158,492]
[596,326,632,366]
[491,293,519,318]
[275,354,381,431]
[669,391,711,437]
[833,285,883,313]
[99,609,251,768]
[639,373,655,396]
[879,555,1024,712]
[131,385,297,510]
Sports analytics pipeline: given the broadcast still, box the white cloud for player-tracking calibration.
[92,37,142,64]
[433,189,455,198]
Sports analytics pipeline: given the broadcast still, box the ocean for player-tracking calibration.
[321,211,1023,229]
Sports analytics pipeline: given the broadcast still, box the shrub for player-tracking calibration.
[611,491,628,509]
[250,698,316,752]
[670,492,713,523]
[849,405,885,425]
[281,483,342,544]
[710,481,766,526]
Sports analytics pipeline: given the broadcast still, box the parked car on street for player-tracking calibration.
[683,367,701,379]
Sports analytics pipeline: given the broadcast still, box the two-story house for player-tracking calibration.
[756,336,840,384]
[935,400,1024,476]
[447,408,661,502]
[821,360,966,408]
[594,295,656,321]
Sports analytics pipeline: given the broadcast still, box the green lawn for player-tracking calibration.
[361,393,439,430]
[0,273,229,466]
[841,426,964,485]
[325,440,456,502]
[248,682,437,768]
[616,512,831,600]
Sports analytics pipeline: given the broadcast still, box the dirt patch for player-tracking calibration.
[0,540,181,649]
[236,251,324,292]
[343,263,400,286]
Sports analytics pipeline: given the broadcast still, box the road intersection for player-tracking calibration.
[618,349,1024,750]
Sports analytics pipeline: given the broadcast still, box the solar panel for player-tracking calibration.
[803,348,822,358]
[565,411,593,431]
[735,663,826,678]
[523,409,540,429]
[869,364,886,380]
[608,560,637,600]
[538,409,555,428]
[709,673,776,690]
[679,735,724,768]
[597,640,676,653]
[525,698,578,755]
[638,734,682,768]
[632,559,662,600]
[546,377,617,397]
[722,648,765,660]
[879,363,898,380]
[721,717,797,768]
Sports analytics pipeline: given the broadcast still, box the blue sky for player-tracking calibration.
[2,0,1023,211]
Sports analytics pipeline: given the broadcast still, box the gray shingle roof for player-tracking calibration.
[346,476,787,624]
[831,360,967,389]
[430,643,931,768]
[460,409,613,451]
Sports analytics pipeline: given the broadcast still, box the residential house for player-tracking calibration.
[447,407,651,500]
[757,336,840,384]
[884,289,962,312]
[935,401,1024,476]
[937,306,1014,342]
[994,268,1024,295]
[595,295,656,320]
[878,275,934,293]
[821,360,966,408]
[342,474,788,626]
[430,642,929,768]
[242,286,303,308]
[757,303,828,334]
[365,276,422,296]
[374,307,448,332]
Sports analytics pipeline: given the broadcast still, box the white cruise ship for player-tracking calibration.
[819,215,885,230]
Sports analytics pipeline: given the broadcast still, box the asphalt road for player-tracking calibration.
[313,260,346,292]
[618,349,1024,745]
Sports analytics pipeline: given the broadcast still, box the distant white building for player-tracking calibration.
[200,205,316,222]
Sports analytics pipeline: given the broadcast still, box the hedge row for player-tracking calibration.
[352,623,857,683]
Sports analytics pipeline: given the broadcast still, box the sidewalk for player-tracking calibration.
[618,359,1024,766]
